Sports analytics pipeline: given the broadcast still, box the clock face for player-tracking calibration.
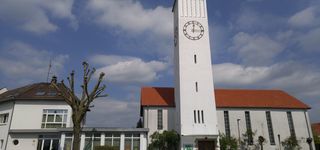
[183,21,204,40]
[174,26,178,46]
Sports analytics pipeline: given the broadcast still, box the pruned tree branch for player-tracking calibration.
[49,61,108,150]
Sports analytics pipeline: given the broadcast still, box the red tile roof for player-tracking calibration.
[312,123,320,135]
[140,87,310,109]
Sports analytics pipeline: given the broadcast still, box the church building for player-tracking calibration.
[140,0,315,150]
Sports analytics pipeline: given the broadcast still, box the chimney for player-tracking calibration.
[51,76,57,84]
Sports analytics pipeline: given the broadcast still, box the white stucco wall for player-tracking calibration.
[6,134,39,150]
[143,107,315,149]
[10,100,72,130]
[174,0,218,137]
[0,101,14,150]
[143,107,176,142]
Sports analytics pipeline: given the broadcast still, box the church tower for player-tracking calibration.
[173,0,219,149]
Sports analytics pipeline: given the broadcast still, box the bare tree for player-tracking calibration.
[51,62,107,150]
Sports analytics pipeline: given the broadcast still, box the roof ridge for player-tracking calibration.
[141,87,284,91]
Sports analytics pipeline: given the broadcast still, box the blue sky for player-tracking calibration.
[0,0,319,127]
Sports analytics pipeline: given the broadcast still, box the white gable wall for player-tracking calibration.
[10,100,72,130]
[143,107,175,142]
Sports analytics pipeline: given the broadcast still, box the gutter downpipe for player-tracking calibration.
[304,110,313,150]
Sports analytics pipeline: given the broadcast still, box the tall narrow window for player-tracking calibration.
[158,109,163,130]
[194,54,197,64]
[224,111,230,137]
[157,109,163,130]
[197,110,200,123]
[201,110,204,123]
[266,111,275,145]
[245,111,253,145]
[194,110,197,123]
[287,111,296,137]
[195,82,198,92]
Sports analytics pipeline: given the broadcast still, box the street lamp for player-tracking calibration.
[237,119,241,149]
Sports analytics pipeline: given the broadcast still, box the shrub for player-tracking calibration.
[148,130,180,150]
[219,133,238,150]
[281,136,301,150]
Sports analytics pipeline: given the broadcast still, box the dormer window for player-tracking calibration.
[35,91,46,96]
[47,91,57,96]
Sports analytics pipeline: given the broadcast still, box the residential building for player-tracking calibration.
[0,82,148,150]
[141,87,316,150]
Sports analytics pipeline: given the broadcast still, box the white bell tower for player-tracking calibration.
[173,0,219,149]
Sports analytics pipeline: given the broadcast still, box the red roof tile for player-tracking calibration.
[312,123,320,135]
[140,87,174,107]
[140,87,310,109]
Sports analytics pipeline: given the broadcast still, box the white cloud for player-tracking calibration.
[0,0,77,34]
[233,9,284,31]
[86,98,139,127]
[213,62,320,98]
[288,6,320,28]
[298,27,320,52]
[229,32,285,66]
[0,41,69,86]
[213,63,269,85]
[86,0,172,37]
[90,55,168,84]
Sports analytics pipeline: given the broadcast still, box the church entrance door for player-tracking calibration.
[198,140,215,150]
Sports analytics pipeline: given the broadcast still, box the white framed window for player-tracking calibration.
[84,133,101,150]
[0,113,9,124]
[104,133,120,150]
[64,134,73,150]
[37,135,60,150]
[41,109,68,128]
[125,134,140,150]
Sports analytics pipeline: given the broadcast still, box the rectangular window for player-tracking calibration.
[287,111,296,137]
[37,135,60,150]
[41,109,67,128]
[125,134,140,150]
[0,113,9,124]
[104,133,120,150]
[64,136,73,150]
[0,139,3,149]
[157,109,163,130]
[245,111,253,145]
[197,110,200,123]
[266,111,275,145]
[201,110,204,123]
[84,133,101,150]
[224,111,231,137]
[194,110,197,123]
[194,55,197,64]
[195,82,198,92]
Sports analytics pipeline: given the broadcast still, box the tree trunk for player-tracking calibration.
[73,119,81,150]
